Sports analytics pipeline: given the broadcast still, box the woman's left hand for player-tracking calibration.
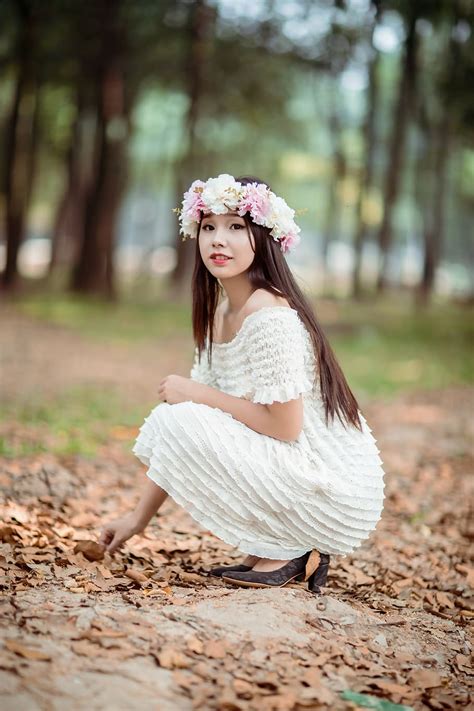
[157,375,201,405]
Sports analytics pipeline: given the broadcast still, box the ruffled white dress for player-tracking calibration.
[132,306,386,560]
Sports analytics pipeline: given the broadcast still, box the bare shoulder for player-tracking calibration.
[243,288,291,316]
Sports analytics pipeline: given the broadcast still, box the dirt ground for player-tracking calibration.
[0,305,473,711]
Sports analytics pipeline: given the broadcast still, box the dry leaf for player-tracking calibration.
[73,540,106,562]
[4,639,51,661]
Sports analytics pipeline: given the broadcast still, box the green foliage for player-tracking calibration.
[14,293,191,344]
[0,382,145,459]
[330,296,473,397]
[341,689,414,711]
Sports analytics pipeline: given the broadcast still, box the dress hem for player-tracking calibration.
[143,468,340,560]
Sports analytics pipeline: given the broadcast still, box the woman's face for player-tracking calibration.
[198,212,256,277]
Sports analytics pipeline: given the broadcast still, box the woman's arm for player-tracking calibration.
[132,477,169,528]
[189,382,303,442]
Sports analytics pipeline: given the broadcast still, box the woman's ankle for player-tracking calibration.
[242,554,261,565]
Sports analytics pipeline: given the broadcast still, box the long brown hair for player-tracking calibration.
[191,174,362,431]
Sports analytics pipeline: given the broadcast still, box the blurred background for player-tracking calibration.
[0,0,473,458]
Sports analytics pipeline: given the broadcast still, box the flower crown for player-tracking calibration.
[172,173,303,253]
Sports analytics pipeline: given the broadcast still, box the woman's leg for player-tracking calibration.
[251,557,292,571]
[242,554,261,565]
[136,479,263,566]
[133,477,169,529]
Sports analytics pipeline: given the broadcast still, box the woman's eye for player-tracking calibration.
[202,223,243,231]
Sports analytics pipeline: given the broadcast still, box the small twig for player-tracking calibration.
[305,615,408,628]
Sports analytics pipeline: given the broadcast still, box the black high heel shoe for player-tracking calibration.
[208,563,253,578]
[305,552,330,594]
[221,550,330,593]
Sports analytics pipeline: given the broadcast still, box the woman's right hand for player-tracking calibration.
[98,512,145,554]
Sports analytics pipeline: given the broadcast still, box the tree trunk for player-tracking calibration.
[351,0,381,299]
[417,108,451,305]
[70,0,129,300]
[48,90,95,279]
[170,0,216,300]
[415,15,461,307]
[321,100,346,280]
[376,11,418,293]
[1,1,38,293]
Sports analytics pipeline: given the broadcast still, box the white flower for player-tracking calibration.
[201,174,243,214]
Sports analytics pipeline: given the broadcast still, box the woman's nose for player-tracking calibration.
[212,230,227,245]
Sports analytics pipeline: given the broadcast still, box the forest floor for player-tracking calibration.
[0,304,472,711]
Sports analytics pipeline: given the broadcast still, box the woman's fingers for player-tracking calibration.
[98,528,110,545]
[108,536,123,554]
[98,519,136,554]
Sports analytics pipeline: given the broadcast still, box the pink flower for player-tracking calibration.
[279,233,300,253]
[238,183,271,226]
[182,180,206,221]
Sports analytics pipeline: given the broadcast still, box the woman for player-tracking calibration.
[99,174,386,594]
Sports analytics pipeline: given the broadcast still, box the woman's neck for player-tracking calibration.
[220,279,256,315]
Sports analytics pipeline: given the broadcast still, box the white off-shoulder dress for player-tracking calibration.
[132,306,386,560]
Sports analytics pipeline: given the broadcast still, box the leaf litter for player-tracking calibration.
[0,311,472,710]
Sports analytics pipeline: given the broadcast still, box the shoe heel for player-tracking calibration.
[307,554,330,594]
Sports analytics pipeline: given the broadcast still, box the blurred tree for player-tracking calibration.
[1,0,472,301]
[47,0,179,295]
[321,8,349,281]
[168,0,320,296]
[48,83,95,281]
[321,89,347,273]
[170,0,217,299]
[49,0,180,298]
[415,1,473,303]
[376,0,420,293]
[1,0,40,292]
[47,0,301,299]
[351,0,382,299]
[70,0,130,299]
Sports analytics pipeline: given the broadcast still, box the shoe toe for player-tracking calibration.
[208,564,252,577]
[221,571,248,580]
